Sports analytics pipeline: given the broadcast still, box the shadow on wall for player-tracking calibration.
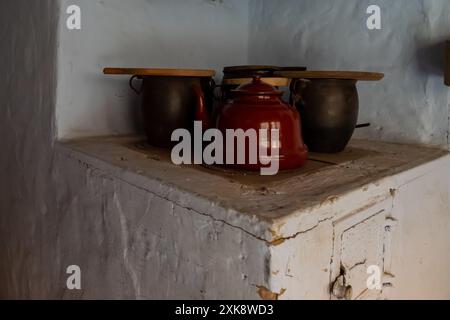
[104,77,144,135]
[416,39,449,77]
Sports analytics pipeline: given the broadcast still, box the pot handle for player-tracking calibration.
[129,75,143,95]
[356,123,371,129]
[193,84,210,130]
[289,78,308,106]
[208,78,223,99]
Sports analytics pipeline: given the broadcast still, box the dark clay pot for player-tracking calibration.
[292,79,359,153]
[130,76,214,148]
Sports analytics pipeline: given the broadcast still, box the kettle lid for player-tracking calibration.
[232,76,284,96]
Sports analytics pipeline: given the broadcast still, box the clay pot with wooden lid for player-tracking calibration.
[195,76,308,171]
[104,68,216,148]
[275,70,384,153]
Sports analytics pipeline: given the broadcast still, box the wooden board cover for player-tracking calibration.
[274,70,384,81]
[103,67,216,77]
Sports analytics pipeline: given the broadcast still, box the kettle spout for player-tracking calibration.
[193,84,210,131]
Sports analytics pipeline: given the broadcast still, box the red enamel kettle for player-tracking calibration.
[195,77,308,171]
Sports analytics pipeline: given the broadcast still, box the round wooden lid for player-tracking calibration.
[103,68,216,77]
[274,70,384,81]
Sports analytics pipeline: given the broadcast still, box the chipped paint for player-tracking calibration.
[390,188,397,197]
[325,196,340,205]
[256,286,286,301]
[269,238,286,247]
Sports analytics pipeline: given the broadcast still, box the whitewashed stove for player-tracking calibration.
[57,137,450,300]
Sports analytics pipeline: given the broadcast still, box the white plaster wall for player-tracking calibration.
[57,0,450,145]
[56,0,249,139]
[0,0,60,298]
[248,0,450,148]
